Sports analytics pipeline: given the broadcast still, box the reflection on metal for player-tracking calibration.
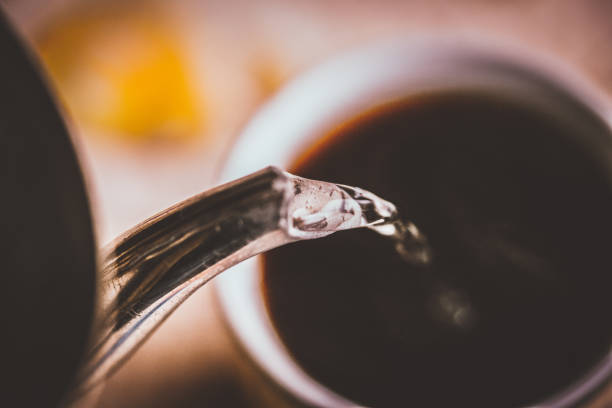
[70,166,400,400]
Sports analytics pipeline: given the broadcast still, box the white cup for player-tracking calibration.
[215,38,612,408]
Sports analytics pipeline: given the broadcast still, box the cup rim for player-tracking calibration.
[215,37,612,408]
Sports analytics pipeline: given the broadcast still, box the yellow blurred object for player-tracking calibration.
[37,7,204,143]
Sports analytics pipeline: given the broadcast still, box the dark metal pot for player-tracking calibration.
[0,9,97,407]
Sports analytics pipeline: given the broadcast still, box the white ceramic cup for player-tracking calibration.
[215,38,612,408]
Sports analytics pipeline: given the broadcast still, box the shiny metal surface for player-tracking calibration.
[71,167,290,399]
[70,166,388,401]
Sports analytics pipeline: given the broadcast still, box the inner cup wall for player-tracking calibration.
[261,90,612,408]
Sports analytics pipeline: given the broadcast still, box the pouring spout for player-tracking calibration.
[68,166,399,402]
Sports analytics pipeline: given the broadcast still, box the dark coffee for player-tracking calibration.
[262,92,612,407]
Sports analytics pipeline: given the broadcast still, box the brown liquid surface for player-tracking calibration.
[263,93,612,407]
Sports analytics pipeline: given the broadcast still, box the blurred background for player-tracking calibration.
[1,0,612,406]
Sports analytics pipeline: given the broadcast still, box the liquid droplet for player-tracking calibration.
[281,171,433,267]
[371,219,433,267]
